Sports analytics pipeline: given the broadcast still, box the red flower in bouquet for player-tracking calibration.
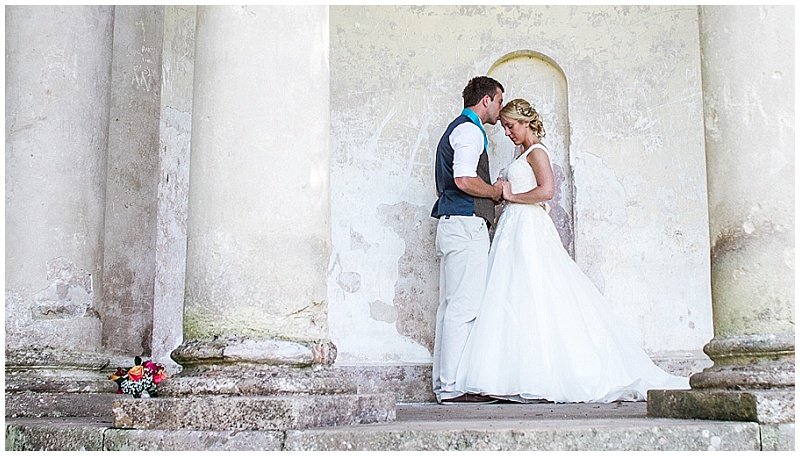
[143,360,169,384]
[154,369,168,384]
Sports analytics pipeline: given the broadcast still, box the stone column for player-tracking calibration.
[178,4,333,364]
[101,5,164,360]
[151,5,197,374]
[5,6,117,417]
[649,5,794,428]
[111,6,394,431]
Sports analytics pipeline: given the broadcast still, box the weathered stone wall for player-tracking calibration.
[4,5,714,374]
[328,5,713,367]
[4,6,192,376]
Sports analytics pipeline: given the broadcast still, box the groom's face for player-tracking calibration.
[485,88,504,125]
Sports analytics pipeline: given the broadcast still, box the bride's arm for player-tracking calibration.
[502,149,555,204]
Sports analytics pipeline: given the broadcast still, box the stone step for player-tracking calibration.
[6,403,794,451]
[111,393,396,431]
[284,417,760,451]
[6,392,120,418]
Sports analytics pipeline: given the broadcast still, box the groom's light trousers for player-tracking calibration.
[433,215,489,401]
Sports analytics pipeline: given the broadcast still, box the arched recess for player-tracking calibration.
[487,51,574,258]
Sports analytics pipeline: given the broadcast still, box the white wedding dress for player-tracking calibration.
[455,144,690,403]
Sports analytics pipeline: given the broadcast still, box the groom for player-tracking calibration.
[430,76,504,404]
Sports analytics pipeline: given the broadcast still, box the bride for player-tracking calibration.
[454,99,690,403]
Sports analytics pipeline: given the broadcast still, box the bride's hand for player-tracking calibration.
[491,180,504,202]
[502,181,514,202]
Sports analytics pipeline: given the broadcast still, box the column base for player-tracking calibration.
[124,336,397,430]
[160,364,359,396]
[648,334,795,424]
[648,388,794,424]
[171,335,338,368]
[688,334,795,390]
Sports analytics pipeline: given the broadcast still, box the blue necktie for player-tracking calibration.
[461,108,487,152]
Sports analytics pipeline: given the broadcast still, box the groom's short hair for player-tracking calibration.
[462,76,504,108]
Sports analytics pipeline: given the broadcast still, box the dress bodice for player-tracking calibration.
[505,144,547,194]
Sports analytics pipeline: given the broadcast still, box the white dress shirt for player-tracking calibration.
[449,121,484,179]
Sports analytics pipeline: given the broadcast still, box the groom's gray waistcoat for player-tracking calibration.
[431,115,495,228]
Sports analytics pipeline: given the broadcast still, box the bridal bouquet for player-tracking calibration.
[109,356,168,398]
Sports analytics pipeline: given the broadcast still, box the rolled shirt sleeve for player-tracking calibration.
[449,122,485,178]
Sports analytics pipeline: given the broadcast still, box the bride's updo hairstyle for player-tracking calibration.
[501,98,546,138]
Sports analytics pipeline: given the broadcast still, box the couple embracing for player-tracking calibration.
[431,76,689,404]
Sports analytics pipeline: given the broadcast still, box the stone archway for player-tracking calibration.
[487,51,574,257]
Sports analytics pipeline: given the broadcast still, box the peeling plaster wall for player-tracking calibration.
[329,5,713,366]
[101,5,164,356]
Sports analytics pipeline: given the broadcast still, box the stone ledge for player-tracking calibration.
[647,388,795,424]
[283,419,761,451]
[760,423,795,451]
[112,393,396,431]
[335,364,435,403]
[335,358,712,404]
[5,417,109,451]
[104,428,285,451]
[161,365,358,396]
[5,407,786,451]
[5,392,120,418]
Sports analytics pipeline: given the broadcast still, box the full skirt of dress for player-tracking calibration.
[454,202,690,403]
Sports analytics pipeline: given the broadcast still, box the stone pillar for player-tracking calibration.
[111,6,394,431]
[179,4,332,363]
[151,5,197,374]
[5,6,117,417]
[101,5,164,359]
[649,5,794,427]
